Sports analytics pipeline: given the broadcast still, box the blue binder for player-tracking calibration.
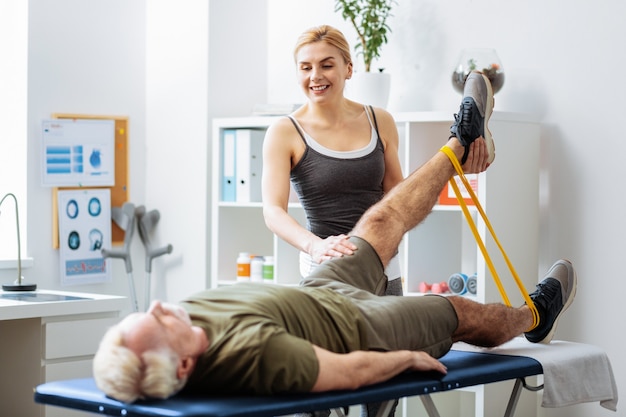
[235,129,265,203]
[221,130,237,202]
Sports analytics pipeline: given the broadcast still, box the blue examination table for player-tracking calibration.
[34,350,543,417]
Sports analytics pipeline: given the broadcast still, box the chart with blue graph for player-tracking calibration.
[41,118,115,187]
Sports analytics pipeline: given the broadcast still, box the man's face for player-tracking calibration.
[121,301,206,359]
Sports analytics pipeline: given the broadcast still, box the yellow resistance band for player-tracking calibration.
[439,145,540,331]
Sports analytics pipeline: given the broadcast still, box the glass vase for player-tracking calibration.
[451,48,505,94]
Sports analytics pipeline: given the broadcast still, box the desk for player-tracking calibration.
[0,289,125,417]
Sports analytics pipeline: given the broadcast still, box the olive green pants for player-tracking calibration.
[301,236,458,358]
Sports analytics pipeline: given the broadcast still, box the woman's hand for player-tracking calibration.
[310,234,357,263]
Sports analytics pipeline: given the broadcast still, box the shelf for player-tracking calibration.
[218,201,303,209]
[434,204,477,212]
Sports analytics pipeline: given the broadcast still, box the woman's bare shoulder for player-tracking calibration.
[267,115,297,135]
[368,105,395,122]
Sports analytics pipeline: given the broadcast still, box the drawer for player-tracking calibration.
[44,358,92,381]
[44,317,118,360]
[44,361,95,417]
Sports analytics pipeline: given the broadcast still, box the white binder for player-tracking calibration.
[235,129,265,203]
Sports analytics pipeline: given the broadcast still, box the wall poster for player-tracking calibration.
[57,188,112,285]
[42,118,115,187]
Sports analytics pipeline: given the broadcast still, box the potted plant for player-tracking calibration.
[334,0,395,72]
[334,0,396,107]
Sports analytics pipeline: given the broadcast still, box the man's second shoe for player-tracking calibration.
[524,259,577,344]
[450,71,495,164]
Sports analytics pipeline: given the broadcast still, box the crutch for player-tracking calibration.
[101,202,139,312]
[135,205,173,311]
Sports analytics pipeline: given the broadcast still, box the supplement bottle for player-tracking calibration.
[236,252,251,281]
[262,256,274,282]
[250,256,264,282]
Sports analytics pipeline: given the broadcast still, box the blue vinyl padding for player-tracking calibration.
[34,350,542,417]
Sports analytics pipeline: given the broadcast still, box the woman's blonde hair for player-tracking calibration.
[293,25,352,65]
[92,322,187,403]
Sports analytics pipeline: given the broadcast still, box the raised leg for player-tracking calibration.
[351,138,487,267]
[352,71,494,268]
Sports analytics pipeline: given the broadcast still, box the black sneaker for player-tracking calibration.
[450,71,495,164]
[524,259,577,344]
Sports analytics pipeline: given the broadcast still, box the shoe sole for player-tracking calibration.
[476,71,495,164]
[538,259,578,344]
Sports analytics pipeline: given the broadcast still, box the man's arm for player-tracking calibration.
[310,345,447,392]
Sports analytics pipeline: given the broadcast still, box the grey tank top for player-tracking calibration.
[289,106,385,239]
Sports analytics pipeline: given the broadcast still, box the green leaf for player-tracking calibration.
[335,0,396,72]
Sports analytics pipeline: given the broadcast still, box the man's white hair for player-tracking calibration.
[92,316,188,403]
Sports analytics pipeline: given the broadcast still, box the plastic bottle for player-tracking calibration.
[250,256,264,282]
[236,252,251,281]
[262,256,274,282]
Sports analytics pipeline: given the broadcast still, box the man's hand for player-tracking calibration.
[461,138,490,174]
[445,137,491,175]
[310,346,447,392]
[408,350,448,373]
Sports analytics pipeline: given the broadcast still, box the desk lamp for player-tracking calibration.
[1,193,36,291]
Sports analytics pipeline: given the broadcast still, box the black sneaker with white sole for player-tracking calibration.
[450,71,495,164]
[524,259,577,344]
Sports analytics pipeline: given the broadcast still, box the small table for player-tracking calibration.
[0,289,125,417]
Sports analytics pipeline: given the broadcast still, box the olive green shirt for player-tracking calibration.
[181,283,367,395]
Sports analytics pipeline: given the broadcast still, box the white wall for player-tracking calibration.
[19,0,147,308]
[144,1,210,305]
[7,0,623,415]
[0,0,27,267]
[143,0,267,305]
